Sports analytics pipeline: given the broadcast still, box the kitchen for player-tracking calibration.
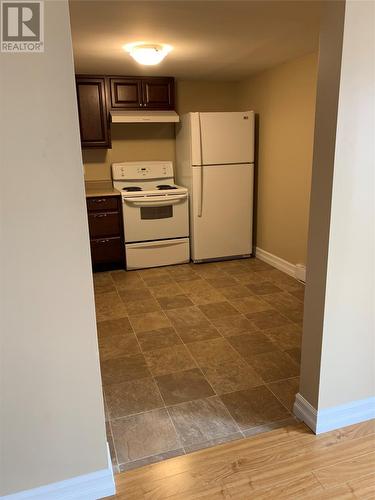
[70,0,318,474]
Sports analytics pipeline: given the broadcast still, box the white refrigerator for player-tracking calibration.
[176,111,254,262]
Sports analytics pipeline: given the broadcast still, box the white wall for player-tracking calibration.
[299,0,375,417]
[318,0,375,409]
[0,0,108,495]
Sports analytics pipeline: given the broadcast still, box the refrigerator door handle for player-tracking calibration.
[197,165,203,217]
[197,113,203,217]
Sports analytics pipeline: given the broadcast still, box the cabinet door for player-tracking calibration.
[142,78,174,109]
[75,77,111,148]
[109,78,142,109]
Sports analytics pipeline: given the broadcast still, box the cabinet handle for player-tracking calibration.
[92,213,107,218]
[98,239,110,243]
[92,198,107,203]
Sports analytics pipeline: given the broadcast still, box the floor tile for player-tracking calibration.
[98,333,140,362]
[234,271,267,285]
[246,281,283,296]
[126,298,161,316]
[267,377,300,411]
[230,296,272,314]
[168,396,239,447]
[165,306,207,328]
[97,317,133,339]
[202,359,263,395]
[184,432,243,454]
[198,301,239,319]
[243,259,273,272]
[129,311,171,333]
[261,292,304,312]
[245,310,291,330]
[263,324,302,350]
[175,321,221,343]
[187,338,242,367]
[289,288,305,301]
[111,408,181,465]
[100,354,150,386]
[178,279,214,294]
[173,271,201,283]
[218,285,255,300]
[105,377,164,418]
[137,267,169,278]
[144,345,197,376]
[111,270,143,290]
[206,277,238,289]
[118,287,152,303]
[228,332,278,358]
[210,315,258,337]
[155,368,215,405]
[188,288,226,305]
[157,294,194,310]
[95,292,128,322]
[247,350,300,382]
[242,416,298,438]
[136,327,182,352]
[94,273,116,295]
[142,274,174,287]
[148,283,184,298]
[220,385,290,430]
[282,308,304,324]
[285,347,301,365]
[118,448,184,472]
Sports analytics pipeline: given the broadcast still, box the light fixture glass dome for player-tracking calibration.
[124,43,172,66]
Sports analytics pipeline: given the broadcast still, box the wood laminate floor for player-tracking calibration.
[106,419,375,499]
[94,258,305,471]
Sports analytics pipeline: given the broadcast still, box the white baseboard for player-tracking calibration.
[0,444,115,500]
[294,393,375,434]
[255,247,306,282]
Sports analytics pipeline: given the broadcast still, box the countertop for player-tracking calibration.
[85,181,120,198]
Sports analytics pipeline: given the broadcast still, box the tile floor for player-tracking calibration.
[94,258,304,472]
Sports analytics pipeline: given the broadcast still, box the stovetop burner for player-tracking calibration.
[156,184,177,190]
[123,186,142,192]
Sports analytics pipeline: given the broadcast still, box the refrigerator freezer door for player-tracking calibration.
[191,163,253,261]
[196,111,254,166]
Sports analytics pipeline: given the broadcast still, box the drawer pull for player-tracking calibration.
[92,213,107,218]
[98,239,110,243]
[92,198,107,203]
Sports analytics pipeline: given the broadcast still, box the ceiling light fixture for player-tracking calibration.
[124,42,172,66]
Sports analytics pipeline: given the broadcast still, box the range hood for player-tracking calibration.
[111,110,179,123]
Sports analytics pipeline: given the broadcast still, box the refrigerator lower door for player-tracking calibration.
[191,163,253,262]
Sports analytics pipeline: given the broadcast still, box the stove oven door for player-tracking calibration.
[122,193,189,243]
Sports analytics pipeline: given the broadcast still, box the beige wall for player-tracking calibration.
[83,80,240,181]
[0,1,108,495]
[239,53,318,265]
[300,0,375,412]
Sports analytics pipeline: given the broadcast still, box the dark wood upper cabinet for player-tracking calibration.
[142,78,174,109]
[108,76,175,110]
[109,77,143,109]
[75,75,175,148]
[75,76,111,149]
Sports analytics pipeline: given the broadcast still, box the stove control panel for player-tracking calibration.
[112,161,173,180]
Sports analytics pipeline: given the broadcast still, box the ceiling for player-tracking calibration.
[69,0,322,81]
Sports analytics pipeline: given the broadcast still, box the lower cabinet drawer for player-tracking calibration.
[90,237,123,264]
[88,211,121,238]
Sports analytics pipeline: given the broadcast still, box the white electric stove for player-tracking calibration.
[112,161,190,270]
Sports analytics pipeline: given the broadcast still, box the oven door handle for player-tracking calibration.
[124,194,187,207]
